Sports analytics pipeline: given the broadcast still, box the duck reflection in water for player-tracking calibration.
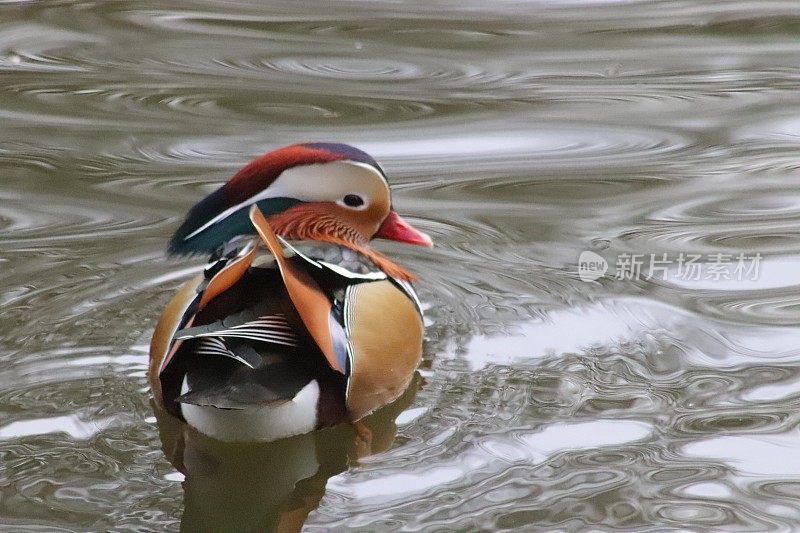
[154,373,420,533]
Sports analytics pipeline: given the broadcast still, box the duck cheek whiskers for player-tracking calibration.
[267,204,367,245]
[267,204,416,282]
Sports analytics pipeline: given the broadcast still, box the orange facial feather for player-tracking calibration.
[267,203,416,281]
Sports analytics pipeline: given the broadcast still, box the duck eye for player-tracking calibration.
[343,194,365,208]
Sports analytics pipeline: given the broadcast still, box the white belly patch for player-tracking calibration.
[179,377,320,442]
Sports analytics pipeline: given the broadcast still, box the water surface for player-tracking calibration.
[3,0,800,530]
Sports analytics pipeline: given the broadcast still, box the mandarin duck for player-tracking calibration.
[149,143,431,442]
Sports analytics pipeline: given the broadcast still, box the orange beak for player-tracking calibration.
[375,211,433,247]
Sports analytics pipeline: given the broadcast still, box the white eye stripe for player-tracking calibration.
[183,160,387,241]
[270,161,386,204]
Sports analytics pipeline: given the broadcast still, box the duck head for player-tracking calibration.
[169,143,431,279]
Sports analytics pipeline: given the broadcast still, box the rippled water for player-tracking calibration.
[4,0,800,530]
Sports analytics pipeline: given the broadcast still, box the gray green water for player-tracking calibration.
[4,1,800,531]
